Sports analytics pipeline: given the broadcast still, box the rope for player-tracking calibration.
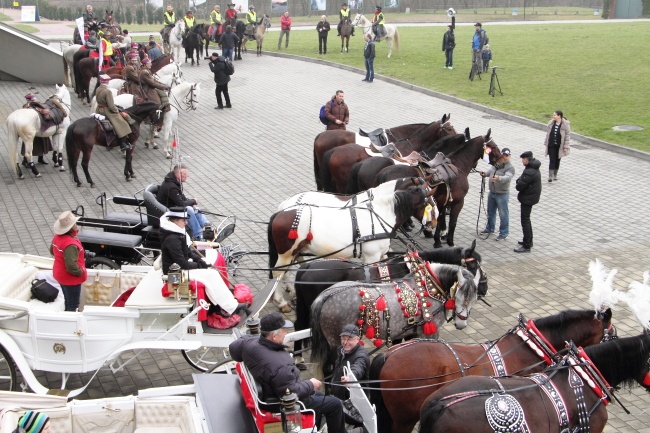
[475,172,490,240]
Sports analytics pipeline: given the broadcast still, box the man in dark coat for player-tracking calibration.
[218,25,239,62]
[96,74,132,151]
[325,90,349,130]
[229,313,364,433]
[316,15,330,55]
[362,33,375,83]
[208,52,231,109]
[514,151,542,253]
[157,164,211,240]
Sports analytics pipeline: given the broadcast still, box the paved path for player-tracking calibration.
[1,46,649,431]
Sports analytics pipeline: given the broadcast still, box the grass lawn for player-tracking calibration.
[12,24,39,33]
[264,21,649,152]
[0,12,11,21]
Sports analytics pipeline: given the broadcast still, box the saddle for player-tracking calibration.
[29,99,67,133]
[359,127,388,148]
[424,152,458,186]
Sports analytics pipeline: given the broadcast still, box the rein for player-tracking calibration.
[168,84,197,112]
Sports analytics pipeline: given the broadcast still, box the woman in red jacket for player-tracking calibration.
[50,211,87,311]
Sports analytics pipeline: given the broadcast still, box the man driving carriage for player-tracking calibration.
[210,4,223,42]
[245,5,257,39]
[83,5,97,26]
[161,5,176,45]
[337,3,355,37]
[372,5,385,42]
[96,74,133,152]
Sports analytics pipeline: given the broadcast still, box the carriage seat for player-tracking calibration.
[0,265,39,302]
[359,127,388,148]
[106,212,149,227]
[78,229,143,248]
[143,184,168,229]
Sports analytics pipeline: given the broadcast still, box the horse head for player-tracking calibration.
[452,267,480,330]
[171,82,200,111]
[262,15,271,29]
[460,239,488,297]
[53,84,72,111]
[351,13,363,27]
[104,10,114,24]
[483,129,501,164]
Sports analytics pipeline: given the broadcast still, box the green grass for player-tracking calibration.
[0,12,11,21]
[266,22,650,152]
[12,24,39,33]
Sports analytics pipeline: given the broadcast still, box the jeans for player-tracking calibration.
[472,50,483,72]
[222,48,233,62]
[215,83,230,108]
[445,48,454,67]
[186,206,209,240]
[485,192,509,237]
[61,284,81,311]
[520,204,534,248]
[548,145,562,172]
[303,391,346,433]
[278,29,290,48]
[365,57,374,81]
[319,35,327,54]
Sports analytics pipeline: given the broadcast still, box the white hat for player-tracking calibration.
[53,211,80,235]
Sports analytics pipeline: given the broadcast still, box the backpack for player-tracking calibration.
[319,102,330,125]
[223,58,235,75]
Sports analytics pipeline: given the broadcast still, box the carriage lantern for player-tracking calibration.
[245,317,261,335]
[280,389,302,433]
[167,263,191,302]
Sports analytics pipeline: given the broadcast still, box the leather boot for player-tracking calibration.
[548,170,554,182]
[119,137,132,151]
[38,156,48,165]
[553,170,558,181]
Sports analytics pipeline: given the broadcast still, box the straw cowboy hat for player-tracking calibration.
[53,211,79,235]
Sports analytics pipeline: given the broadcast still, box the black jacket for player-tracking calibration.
[516,158,542,205]
[230,335,315,401]
[157,172,197,208]
[209,56,231,86]
[364,40,375,60]
[219,30,240,49]
[442,30,456,50]
[317,20,331,35]
[329,343,370,400]
[159,221,207,274]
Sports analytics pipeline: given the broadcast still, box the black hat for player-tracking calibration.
[475,22,482,26]
[167,206,190,219]
[211,52,219,57]
[501,148,511,156]
[342,2,348,5]
[376,5,382,10]
[340,324,359,337]
[260,312,293,332]
[520,151,533,159]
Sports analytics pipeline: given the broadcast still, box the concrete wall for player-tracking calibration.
[0,23,65,85]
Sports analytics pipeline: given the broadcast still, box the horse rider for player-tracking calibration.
[372,5,385,42]
[146,35,163,52]
[126,42,140,60]
[337,3,354,37]
[97,30,116,67]
[85,30,98,50]
[138,57,171,113]
[183,10,195,44]
[95,74,132,152]
[225,3,237,27]
[245,5,257,39]
[210,4,223,42]
[83,5,97,26]
[161,5,176,45]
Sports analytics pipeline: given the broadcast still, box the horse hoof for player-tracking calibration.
[279,304,293,313]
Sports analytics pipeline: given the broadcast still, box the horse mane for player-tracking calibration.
[533,310,601,345]
[583,334,650,389]
[390,187,423,224]
[418,248,463,264]
[427,263,461,284]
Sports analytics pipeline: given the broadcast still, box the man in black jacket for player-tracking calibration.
[229,313,364,433]
[157,164,211,240]
[514,151,542,253]
[330,325,370,400]
[208,52,232,109]
[218,25,239,62]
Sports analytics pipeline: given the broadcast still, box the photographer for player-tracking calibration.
[209,52,232,109]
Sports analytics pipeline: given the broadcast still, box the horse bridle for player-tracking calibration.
[168,84,198,112]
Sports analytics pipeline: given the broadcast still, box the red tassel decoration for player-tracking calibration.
[288,229,298,239]
[366,326,375,339]
[359,305,366,311]
[444,299,456,310]
[423,322,438,335]
[395,288,401,294]
[357,319,364,325]
[644,373,650,386]
[306,232,314,241]
[373,339,384,348]
[375,296,387,311]
[359,290,365,296]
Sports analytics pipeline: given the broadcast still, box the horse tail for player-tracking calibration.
[346,161,362,194]
[62,56,70,87]
[64,121,77,172]
[320,148,335,193]
[393,27,400,51]
[267,211,279,279]
[309,290,331,380]
[419,398,447,433]
[369,353,394,433]
[313,134,323,190]
[6,117,20,176]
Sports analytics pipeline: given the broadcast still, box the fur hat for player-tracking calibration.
[53,211,79,235]
[18,411,50,433]
[520,151,534,159]
[260,312,293,332]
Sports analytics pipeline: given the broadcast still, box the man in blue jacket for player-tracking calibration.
[471,23,488,74]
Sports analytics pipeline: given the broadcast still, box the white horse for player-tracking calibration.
[168,20,185,61]
[155,62,184,82]
[89,75,178,113]
[352,13,400,58]
[62,44,82,88]
[107,78,125,92]
[5,85,71,179]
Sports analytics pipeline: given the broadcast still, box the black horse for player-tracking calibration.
[292,242,487,363]
[73,22,99,45]
[233,20,246,61]
[184,23,205,66]
[65,102,160,187]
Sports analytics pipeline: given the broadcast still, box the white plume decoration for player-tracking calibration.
[623,279,650,331]
[588,259,621,312]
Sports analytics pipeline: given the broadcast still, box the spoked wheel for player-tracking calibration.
[86,256,120,270]
[181,347,236,373]
[0,344,17,391]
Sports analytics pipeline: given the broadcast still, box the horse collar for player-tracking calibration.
[514,317,558,366]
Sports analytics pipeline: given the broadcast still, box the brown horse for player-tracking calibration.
[320,118,457,193]
[76,57,124,104]
[65,102,160,187]
[151,53,174,74]
[375,129,500,248]
[369,309,615,433]
[340,17,352,52]
[102,10,121,35]
[419,333,649,433]
[313,114,450,190]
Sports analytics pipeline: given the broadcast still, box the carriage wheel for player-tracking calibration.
[0,344,18,391]
[86,256,120,270]
[181,348,235,373]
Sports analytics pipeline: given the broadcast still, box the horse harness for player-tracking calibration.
[345,191,394,259]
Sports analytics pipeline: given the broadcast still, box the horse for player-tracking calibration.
[73,21,99,45]
[268,185,436,312]
[155,61,184,82]
[376,130,501,248]
[65,102,160,187]
[76,57,124,104]
[370,309,615,433]
[233,20,246,61]
[102,10,122,35]
[151,54,175,75]
[310,262,480,379]
[352,13,400,58]
[5,85,71,180]
[243,15,271,56]
[313,114,452,190]
[62,44,82,88]
[419,333,650,433]
[321,118,457,193]
[166,20,185,61]
[340,17,352,53]
[292,243,488,364]
[346,130,470,195]
[200,23,216,58]
[184,23,205,66]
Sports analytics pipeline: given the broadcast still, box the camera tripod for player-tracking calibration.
[489,66,503,97]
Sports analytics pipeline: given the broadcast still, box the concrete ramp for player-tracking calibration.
[0,22,64,85]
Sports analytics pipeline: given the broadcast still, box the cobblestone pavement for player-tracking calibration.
[1,48,649,431]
